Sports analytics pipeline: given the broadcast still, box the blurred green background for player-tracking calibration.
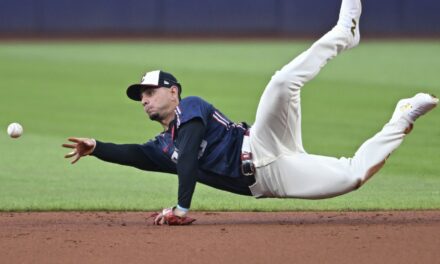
[0,40,439,211]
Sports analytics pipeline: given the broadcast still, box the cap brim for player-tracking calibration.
[126,84,160,101]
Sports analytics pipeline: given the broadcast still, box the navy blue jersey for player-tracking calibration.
[140,96,247,178]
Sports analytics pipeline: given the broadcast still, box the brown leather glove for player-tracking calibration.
[151,207,196,226]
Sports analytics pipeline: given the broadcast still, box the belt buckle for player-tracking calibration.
[241,160,255,176]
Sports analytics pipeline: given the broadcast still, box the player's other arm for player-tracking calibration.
[62,138,160,171]
[175,118,206,214]
[151,118,205,225]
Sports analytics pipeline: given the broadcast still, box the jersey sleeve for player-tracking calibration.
[175,96,213,129]
[92,141,165,172]
[90,139,179,179]
[175,118,206,209]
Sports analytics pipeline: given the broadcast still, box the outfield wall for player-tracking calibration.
[0,0,439,36]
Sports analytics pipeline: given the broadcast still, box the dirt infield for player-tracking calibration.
[0,211,439,264]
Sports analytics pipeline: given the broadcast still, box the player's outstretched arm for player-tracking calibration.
[62,137,96,164]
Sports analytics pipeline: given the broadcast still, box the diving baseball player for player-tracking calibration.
[63,0,438,225]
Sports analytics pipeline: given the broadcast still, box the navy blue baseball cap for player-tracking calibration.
[126,70,181,101]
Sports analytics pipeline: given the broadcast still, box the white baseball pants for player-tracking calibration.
[249,26,411,199]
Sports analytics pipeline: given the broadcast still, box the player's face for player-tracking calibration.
[141,87,177,122]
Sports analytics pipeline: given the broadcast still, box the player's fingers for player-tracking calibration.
[154,214,162,225]
[62,143,76,149]
[64,151,77,158]
[68,137,81,143]
[71,155,81,164]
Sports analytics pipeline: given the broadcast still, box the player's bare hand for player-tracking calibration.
[62,137,96,164]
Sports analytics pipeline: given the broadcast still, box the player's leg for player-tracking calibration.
[250,0,362,167]
[347,93,439,187]
[250,93,438,198]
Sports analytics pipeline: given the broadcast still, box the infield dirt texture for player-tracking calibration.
[1,211,440,264]
[1,41,439,263]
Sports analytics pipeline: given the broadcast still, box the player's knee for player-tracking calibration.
[359,160,387,187]
[334,169,366,194]
[270,70,301,93]
[270,70,289,87]
[341,174,364,192]
[352,178,363,190]
[348,163,387,192]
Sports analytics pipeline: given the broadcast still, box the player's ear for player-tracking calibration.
[170,85,180,101]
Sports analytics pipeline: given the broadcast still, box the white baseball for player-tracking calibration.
[7,123,23,138]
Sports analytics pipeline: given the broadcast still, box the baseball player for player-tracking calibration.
[63,0,438,225]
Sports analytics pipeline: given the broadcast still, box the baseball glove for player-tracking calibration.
[151,207,196,226]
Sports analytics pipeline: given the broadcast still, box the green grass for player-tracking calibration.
[0,40,439,211]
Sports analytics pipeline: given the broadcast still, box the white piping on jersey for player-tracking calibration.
[174,107,246,131]
[235,123,246,130]
[213,115,228,127]
[176,106,182,115]
[175,109,181,127]
[175,106,182,127]
[213,111,230,127]
[214,111,230,124]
